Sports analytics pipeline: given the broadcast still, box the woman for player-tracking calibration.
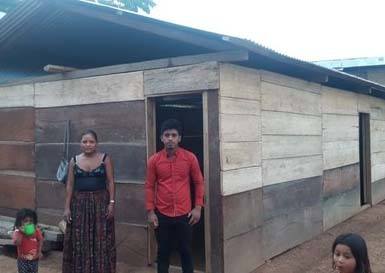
[62,129,116,273]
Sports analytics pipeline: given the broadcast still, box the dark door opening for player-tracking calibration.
[359,112,372,206]
[154,94,206,271]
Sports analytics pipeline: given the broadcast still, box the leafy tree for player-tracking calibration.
[92,0,156,14]
[0,0,23,13]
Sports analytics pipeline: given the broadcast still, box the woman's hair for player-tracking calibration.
[80,129,98,142]
[332,233,372,273]
[160,119,182,136]
[14,208,38,229]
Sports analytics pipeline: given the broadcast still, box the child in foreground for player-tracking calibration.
[332,233,372,273]
[13,208,43,273]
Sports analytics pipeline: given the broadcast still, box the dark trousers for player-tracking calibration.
[154,211,193,273]
[17,258,39,273]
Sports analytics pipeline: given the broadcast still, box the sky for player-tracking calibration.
[145,0,385,62]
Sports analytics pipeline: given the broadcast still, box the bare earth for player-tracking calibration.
[2,202,385,273]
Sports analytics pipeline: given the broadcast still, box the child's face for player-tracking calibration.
[333,244,357,273]
[22,217,33,226]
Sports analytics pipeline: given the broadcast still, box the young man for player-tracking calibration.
[145,119,204,273]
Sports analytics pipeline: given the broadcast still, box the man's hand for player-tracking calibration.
[147,210,158,228]
[188,206,202,225]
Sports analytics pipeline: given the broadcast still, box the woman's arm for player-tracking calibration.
[105,155,115,220]
[63,158,75,223]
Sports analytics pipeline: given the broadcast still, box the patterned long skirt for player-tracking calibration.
[62,190,116,273]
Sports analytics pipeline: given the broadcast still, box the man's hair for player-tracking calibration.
[160,119,182,136]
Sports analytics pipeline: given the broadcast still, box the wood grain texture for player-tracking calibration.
[0,84,34,108]
[322,114,359,142]
[323,141,359,170]
[323,164,360,199]
[262,111,321,136]
[262,135,321,159]
[36,101,146,143]
[219,63,261,100]
[222,188,262,240]
[219,97,260,115]
[221,166,262,196]
[35,144,146,181]
[0,108,35,141]
[220,113,261,142]
[0,143,35,171]
[144,62,219,95]
[262,155,323,186]
[223,227,263,273]
[34,72,144,107]
[261,81,320,115]
[321,86,358,115]
[220,141,261,171]
[260,70,321,94]
[0,175,35,209]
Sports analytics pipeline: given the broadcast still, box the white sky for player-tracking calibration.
[146,0,385,62]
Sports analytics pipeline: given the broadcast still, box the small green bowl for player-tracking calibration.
[23,223,36,236]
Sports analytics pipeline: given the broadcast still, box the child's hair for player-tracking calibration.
[332,233,372,273]
[14,208,38,229]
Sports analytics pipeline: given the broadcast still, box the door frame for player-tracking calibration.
[145,91,222,272]
[359,112,372,206]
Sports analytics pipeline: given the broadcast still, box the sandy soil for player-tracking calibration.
[2,202,385,273]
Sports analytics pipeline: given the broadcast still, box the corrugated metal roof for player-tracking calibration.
[314,57,385,69]
[1,0,385,99]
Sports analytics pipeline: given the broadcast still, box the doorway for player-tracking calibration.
[359,112,372,205]
[147,93,206,271]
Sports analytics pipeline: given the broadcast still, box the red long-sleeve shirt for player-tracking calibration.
[145,147,204,217]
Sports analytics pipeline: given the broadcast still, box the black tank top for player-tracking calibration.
[73,154,107,192]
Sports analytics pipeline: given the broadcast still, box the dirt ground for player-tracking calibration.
[2,202,385,273]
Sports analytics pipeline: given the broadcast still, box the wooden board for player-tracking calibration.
[34,72,144,108]
[260,70,321,94]
[262,111,321,136]
[222,188,262,240]
[321,86,358,115]
[0,143,34,171]
[322,114,359,142]
[220,114,261,142]
[262,135,321,159]
[261,81,320,115]
[0,108,35,142]
[223,227,263,273]
[221,166,262,196]
[144,62,219,96]
[220,141,261,171]
[36,101,146,143]
[0,84,34,108]
[35,144,146,181]
[323,164,360,198]
[219,97,260,115]
[323,140,359,170]
[219,63,261,100]
[0,175,35,209]
[262,155,323,186]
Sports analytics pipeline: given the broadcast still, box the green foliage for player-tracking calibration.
[0,0,24,13]
[92,0,156,14]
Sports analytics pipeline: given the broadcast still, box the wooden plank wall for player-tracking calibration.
[358,94,385,203]
[219,64,263,273]
[260,71,323,260]
[0,84,36,215]
[321,87,361,230]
